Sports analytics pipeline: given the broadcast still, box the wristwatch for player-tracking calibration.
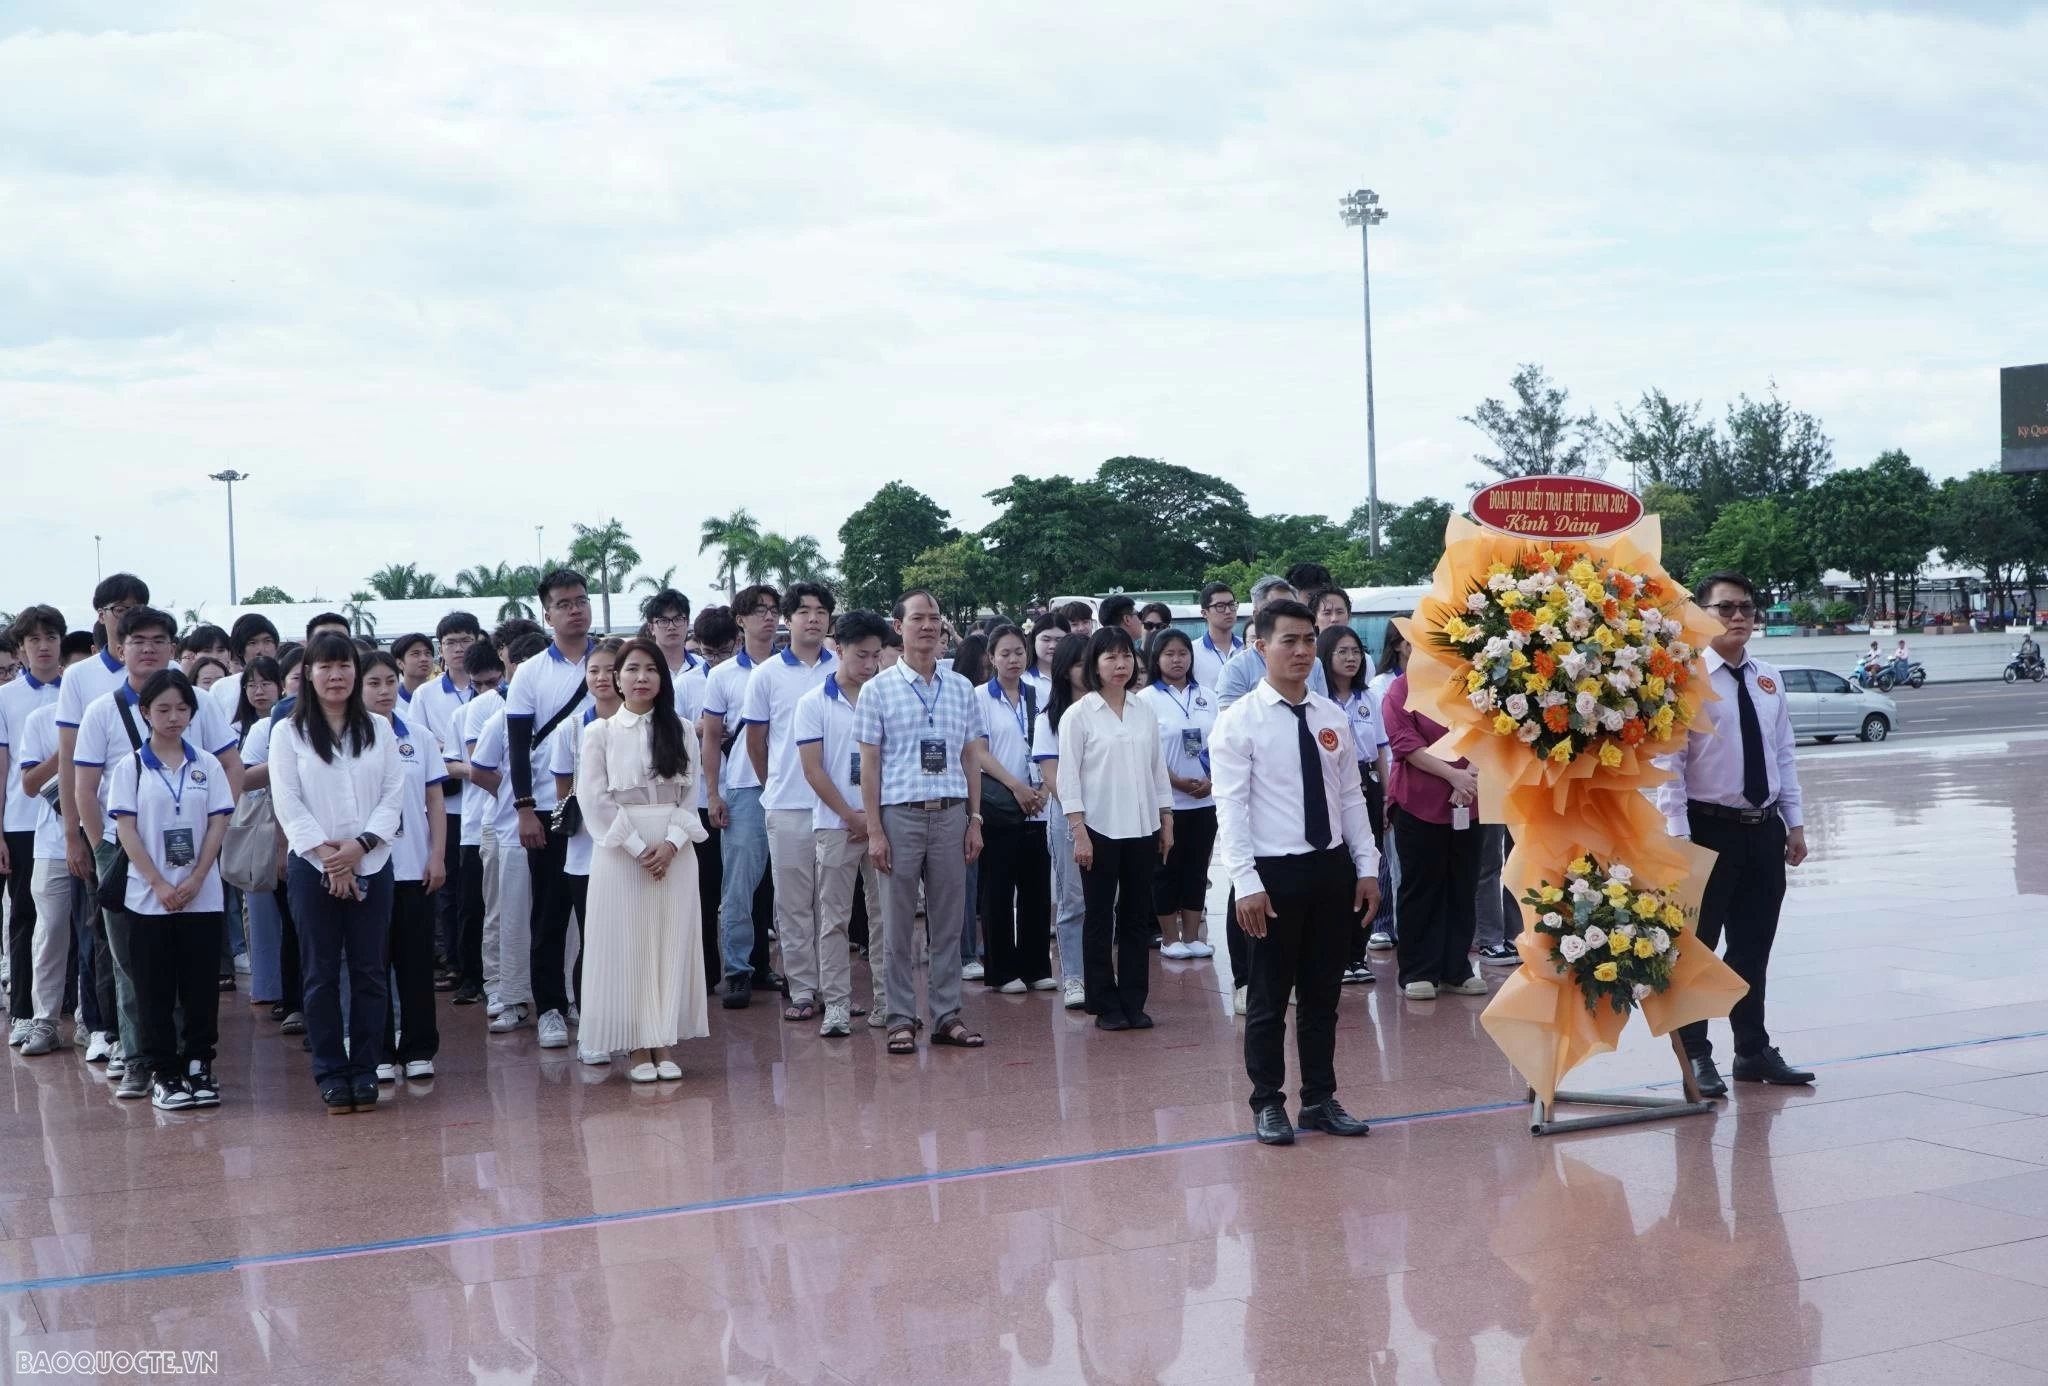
[968,812,984,824]
[355,833,382,853]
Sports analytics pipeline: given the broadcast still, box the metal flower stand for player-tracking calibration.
[1528,1032,1718,1136]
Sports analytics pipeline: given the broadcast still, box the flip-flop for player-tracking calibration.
[783,1000,817,1022]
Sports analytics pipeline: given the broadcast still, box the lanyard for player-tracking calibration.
[989,681,1027,737]
[151,756,192,816]
[901,662,941,727]
[1158,680,1198,721]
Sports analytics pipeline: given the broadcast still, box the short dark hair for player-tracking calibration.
[92,574,149,611]
[389,632,433,661]
[1138,602,1173,626]
[1097,595,1136,629]
[135,667,198,717]
[1199,581,1234,608]
[1080,626,1139,693]
[506,631,552,665]
[782,582,837,618]
[7,605,65,642]
[951,633,989,686]
[180,623,229,656]
[189,656,231,685]
[305,612,349,639]
[117,606,177,643]
[0,634,17,656]
[1057,600,1093,627]
[833,610,891,647]
[536,568,587,606]
[60,631,96,660]
[1693,571,1760,607]
[734,584,781,619]
[1254,597,1316,641]
[693,606,738,649]
[640,588,692,624]
[492,618,542,650]
[892,588,940,620]
[983,621,1029,659]
[1308,586,1352,616]
[464,642,505,678]
[354,635,377,652]
[228,613,280,658]
[1284,562,1332,593]
[435,610,483,641]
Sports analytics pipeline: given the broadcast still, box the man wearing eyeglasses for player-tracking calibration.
[1192,582,1243,690]
[1654,571,1813,1097]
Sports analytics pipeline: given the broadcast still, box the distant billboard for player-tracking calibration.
[2004,363,2048,474]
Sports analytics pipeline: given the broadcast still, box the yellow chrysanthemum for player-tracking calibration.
[1567,857,1592,876]
[1593,962,1619,983]
[1598,742,1624,768]
[1633,937,1657,959]
[1544,587,1570,610]
[1492,712,1517,736]
[1548,740,1573,763]
[1465,669,1486,693]
[1661,904,1683,929]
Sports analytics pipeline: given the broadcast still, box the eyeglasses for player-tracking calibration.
[549,596,591,612]
[1705,601,1757,620]
[1142,621,1168,632]
[649,615,688,629]
[123,635,173,650]
[1204,600,1238,612]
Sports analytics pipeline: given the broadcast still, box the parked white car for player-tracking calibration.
[1777,666,1900,743]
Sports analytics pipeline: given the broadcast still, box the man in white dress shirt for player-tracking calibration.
[1654,571,1813,1097]
[1211,597,1380,1147]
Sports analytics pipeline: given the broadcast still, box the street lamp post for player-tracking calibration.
[535,526,544,569]
[94,535,102,582]
[1339,189,1389,557]
[207,470,250,603]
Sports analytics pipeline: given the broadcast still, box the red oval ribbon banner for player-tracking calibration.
[1470,476,1644,540]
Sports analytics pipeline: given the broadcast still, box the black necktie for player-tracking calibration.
[1288,702,1333,849]
[1733,664,1769,807]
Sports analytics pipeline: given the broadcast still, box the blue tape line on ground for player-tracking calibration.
[3,1024,2042,1297]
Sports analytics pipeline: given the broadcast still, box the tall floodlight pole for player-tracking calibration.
[1339,189,1389,557]
[535,526,544,568]
[208,470,250,602]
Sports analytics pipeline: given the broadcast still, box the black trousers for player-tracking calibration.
[980,820,1052,988]
[1348,775,1386,968]
[288,857,392,1087]
[697,811,724,988]
[127,909,221,1082]
[558,873,587,1005]
[526,831,573,1017]
[1391,805,1480,987]
[1678,809,1787,1061]
[384,881,440,1062]
[433,811,462,965]
[457,844,486,989]
[1244,849,1355,1112]
[1152,806,1216,916]
[4,830,35,1016]
[753,871,774,977]
[1081,828,1155,1021]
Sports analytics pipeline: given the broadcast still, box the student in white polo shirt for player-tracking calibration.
[1190,582,1243,690]
[552,638,624,1065]
[360,652,445,1081]
[449,640,504,1007]
[467,632,551,1032]
[13,639,96,1056]
[56,575,151,888]
[685,605,738,993]
[1,605,66,1042]
[797,610,892,1035]
[699,583,781,1009]
[409,611,482,983]
[743,581,837,1022]
[209,614,281,718]
[105,669,234,1111]
[640,588,709,711]
[974,623,1054,995]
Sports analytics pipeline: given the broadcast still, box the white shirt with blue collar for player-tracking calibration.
[742,645,837,812]
[0,667,62,833]
[701,648,764,792]
[1191,630,1244,692]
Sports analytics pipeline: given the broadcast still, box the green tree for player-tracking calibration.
[1801,450,1934,617]
[900,536,1012,625]
[698,509,760,599]
[745,532,835,589]
[1604,390,1719,492]
[1704,384,1832,512]
[1690,497,1816,599]
[342,591,379,639]
[568,518,641,631]
[364,563,456,600]
[1375,498,1456,583]
[837,483,953,611]
[632,565,679,595]
[456,562,536,621]
[1934,469,2040,619]
[1094,456,1259,586]
[1640,483,1706,589]
[244,585,294,604]
[979,474,1123,603]
[1463,364,1605,479]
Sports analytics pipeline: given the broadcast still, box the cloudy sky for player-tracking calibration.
[3,1,2042,621]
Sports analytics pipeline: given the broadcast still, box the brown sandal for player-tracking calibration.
[887,1025,917,1055]
[930,1018,984,1048]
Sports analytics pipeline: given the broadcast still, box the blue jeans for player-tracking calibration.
[247,888,286,1002]
[1046,797,1085,980]
[718,787,769,979]
[287,856,393,1087]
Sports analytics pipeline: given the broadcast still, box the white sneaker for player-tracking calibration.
[9,1018,32,1046]
[1404,981,1438,1000]
[85,1031,112,1063]
[486,993,505,1018]
[1029,977,1059,991]
[578,1048,610,1066]
[375,1063,397,1083]
[1160,942,1192,960]
[998,979,1027,995]
[233,952,252,974]
[1442,973,1489,996]
[1062,978,1087,1010]
[565,1005,579,1027]
[819,1002,851,1037]
[404,1059,435,1079]
[1233,986,1248,1016]
[1185,940,1215,959]
[106,1049,126,1078]
[488,1004,528,1033]
[537,1010,570,1049]
[961,961,984,981]
[1367,932,1394,952]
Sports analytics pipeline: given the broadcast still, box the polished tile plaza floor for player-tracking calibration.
[4,733,2048,1385]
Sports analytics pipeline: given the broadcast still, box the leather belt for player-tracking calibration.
[896,797,965,812]
[1688,799,1779,826]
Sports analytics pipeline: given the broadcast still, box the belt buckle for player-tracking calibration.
[921,798,943,812]
[1738,807,1766,825]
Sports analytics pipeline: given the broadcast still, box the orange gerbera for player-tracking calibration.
[1509,609,1537,633]
[1542,705,1570,733]
[1669,668,1688,690]
[1647,649,1675,678]
[1638,576,1662,601]
[1602,599,1621,623]
[1620,718,1646,745]
[1532,650,1557,678]
[1611,574,1636,600]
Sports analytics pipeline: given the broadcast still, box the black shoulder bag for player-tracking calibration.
[537,685,591,840]
[979,685,1038,830]
[94,698,147,912]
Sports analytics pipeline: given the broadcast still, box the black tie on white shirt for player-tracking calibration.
[1287,702,1332,849]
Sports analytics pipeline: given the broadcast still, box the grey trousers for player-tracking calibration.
[879,802,967,1029]
[816,828,885,1013]
[1473,825,1514,948]
[94,837,142,1054]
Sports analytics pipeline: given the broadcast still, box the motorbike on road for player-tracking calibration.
[2005,653,2046,684]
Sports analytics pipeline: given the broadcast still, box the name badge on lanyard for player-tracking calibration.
[162,826,196,867]
[850,748,862,787]
[920,738,947,774]
[1180,728,1204,758]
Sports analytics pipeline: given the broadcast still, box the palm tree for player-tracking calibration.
[456,561,535,621]
[698,509,760,599]
[568,519,642,632]
[343,591,379,639]
[365,563,422,600]
[632,565,679,595]
[746,531,834,588]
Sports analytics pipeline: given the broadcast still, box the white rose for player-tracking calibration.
[1504,693,1529,718]
[1466,593,1490,613]
[1607,671,1635,695]
[1632,983,1652,1001]
[1506,630,1527,650]
[1518,577,1544,597]
[1468,688,1498,711]
[1541,691,1567,707]
[1615,923,1635,940]
[1609,863,1632,884]
[1612,645,1640,665]
[1582,925,1607,951]
[1558,935,1588,962]
[1481,636,1511,661]
[1540,912,1563,928]
[1650,927,1671,952]
[1575,691,1598,718]
[1516,721,1541,743]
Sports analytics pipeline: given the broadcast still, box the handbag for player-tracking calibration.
[978,685,1037,829]
[549,795,583,840]
[220,788,282,893]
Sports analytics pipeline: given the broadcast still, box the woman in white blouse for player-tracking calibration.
[575,637,709,1082]
[1138,629,1218,962]
[1060,628,1173,1031]
[1320,625,1391,985]
[269,632,407,1115]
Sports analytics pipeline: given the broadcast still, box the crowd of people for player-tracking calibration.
[0,555,1812,1136]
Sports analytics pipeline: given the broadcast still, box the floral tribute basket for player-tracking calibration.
[1398,513,1749,1103]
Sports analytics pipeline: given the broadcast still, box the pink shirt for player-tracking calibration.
[1381,673,1465,825]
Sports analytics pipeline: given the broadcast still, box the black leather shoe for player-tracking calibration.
[320,1080,354,1115]
[753,968,786,995]
[351,1078,379,1110]
[1254,1106,1295,1146]
[1733,1046,1814,1085]
[722,974,752,1010]
[1094,1013,1130,1032]
[1691,1054,1728,1098]
[1127,1012,1154,1030]
[1297,1098,1370,1137]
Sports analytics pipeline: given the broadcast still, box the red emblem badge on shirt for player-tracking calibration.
[1755,675,1776,694]
[1317,727,1341,753]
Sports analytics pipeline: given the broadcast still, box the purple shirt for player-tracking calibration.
[1382,673,1465,825]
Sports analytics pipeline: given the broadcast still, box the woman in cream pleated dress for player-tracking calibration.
[575,637,709,1081]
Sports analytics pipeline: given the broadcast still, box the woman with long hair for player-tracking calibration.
[1024,616,1064,700]
[231,655,284,740]
[358,650,446,1081]
[975,624,1054,993]
[1033,633,1093,1009]
[1319,624,1390,985]
[1060,628,1173,1030]
[269,631,406,1113]
[1138,628,1217,960]
[1364,626,1406,953]
[238,649,300,1019]
[576,637,710,1082]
